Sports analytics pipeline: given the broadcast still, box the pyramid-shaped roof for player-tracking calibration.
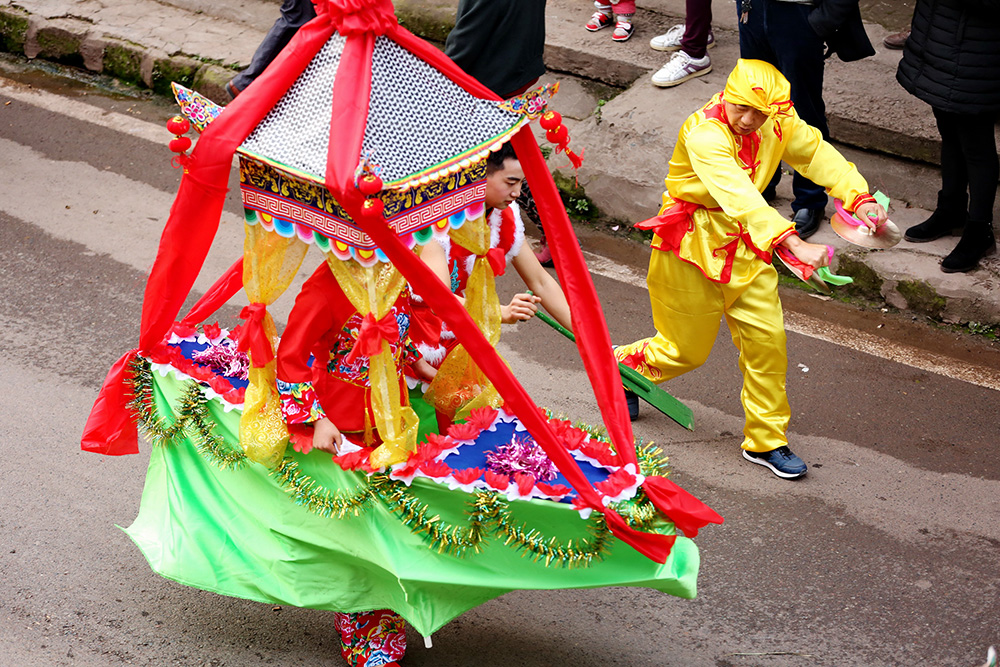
[239,34,525,189]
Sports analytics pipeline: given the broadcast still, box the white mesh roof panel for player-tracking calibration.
[239,33,347,179]
[361,37,522,184]
[239,33,522,185]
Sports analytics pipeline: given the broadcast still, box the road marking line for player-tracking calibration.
[582,250,1000,392]
[0,76,168,144]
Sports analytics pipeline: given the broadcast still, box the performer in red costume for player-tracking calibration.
[410,142,573,367]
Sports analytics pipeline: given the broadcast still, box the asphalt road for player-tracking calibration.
[1,58,998,667]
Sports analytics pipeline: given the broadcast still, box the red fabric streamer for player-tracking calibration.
[344,312,399,364]
[180,257,244,327]
[641,476,724,538]
[635,199,700,252]
[236,303,275,367]
[326,0,397,36]
[80,349,140,455]
[81,14,336,455]
[485,247,507,276]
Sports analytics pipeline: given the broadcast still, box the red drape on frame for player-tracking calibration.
[80,12,337,455]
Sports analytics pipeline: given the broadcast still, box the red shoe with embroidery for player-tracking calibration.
[585,11,613,31]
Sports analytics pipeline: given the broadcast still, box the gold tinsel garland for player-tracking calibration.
[126,358,674,568]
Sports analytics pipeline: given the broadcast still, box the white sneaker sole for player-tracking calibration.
[651,64,712,88]
[650,39,717,52]
[742,449,807,479]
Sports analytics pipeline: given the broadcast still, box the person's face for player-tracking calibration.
[723,101,769,136]
[485,158,524,210]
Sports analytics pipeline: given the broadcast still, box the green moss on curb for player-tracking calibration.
[896,279,946,319]
[0,8,29,54]
[553,172,599,221]
[151,56,199,96]
[835,254,884,301]
[35,27,83,67]
[103,42,143,85]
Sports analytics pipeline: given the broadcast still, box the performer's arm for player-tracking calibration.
[276,265,349,453]
[508,242,573,330]
[780,113,886,227]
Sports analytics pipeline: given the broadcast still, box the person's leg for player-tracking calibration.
[680,0,713,59]
[612,0,636,41]
[905,107,969,242]
[230,0,317,93]
[766,2,828,214]
[721,264,791,453]
[615,250,723,385]
[736,0,781,199]
[941,111,999,272]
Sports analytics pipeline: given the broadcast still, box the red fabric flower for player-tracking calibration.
[419,459,452,478]
[536,482,572,498]
[466,407,499,432]
[447,422,481,441]
[560,427,588,450]
[484,471,510,490]
[452,467,484,485]
[223,388,245,404]
[171,322,197,339]
[579,439,621,467]
[288,426,314,454]
[202,322,222,340]
[332,448,370,471]
[514,472,536,496]
[595,468,637,498]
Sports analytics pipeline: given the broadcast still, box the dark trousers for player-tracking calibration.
[231,0,317,91]
[681,0,714,59]
[737,0,828,212]
[934,107,999,224]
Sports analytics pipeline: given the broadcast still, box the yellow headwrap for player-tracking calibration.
[722,59,794,139]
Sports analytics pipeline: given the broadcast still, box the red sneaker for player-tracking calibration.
[585,11,613,31]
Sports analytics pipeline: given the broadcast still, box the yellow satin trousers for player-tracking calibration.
[615,249,790,452]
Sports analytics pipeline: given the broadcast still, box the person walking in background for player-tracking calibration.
[585,0,637,42]
[445,0,554,265]
[737,0,875,239]
[896,0,1000,273]
[648,0,715,88]
[225,0,316,99]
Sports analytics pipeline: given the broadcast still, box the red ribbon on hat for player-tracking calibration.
[236,303,274,367]
[345,312,398,364]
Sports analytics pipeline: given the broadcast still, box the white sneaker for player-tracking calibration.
[651,51,712,88]
[649,24,716,52]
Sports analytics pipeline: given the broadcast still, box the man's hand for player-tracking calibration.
[413,357,438,382]
[500,292,541,323]
[781,234,831,269]
[311,417,343,455]
[854,202,888,230]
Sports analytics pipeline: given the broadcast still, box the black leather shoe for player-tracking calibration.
[792,208,823,239]
[225,79,241,100]
[624,389,639,422]
[941,222,996,273]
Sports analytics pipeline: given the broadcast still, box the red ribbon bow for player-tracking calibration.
[236,303,274,367]
[345,312,398,364]
[484,247,507,276]
[634,199,701,252]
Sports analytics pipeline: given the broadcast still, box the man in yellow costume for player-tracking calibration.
[615,59,886,479]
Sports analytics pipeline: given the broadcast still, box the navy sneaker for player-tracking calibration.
[742,446,807,479]
[624,389,639,421]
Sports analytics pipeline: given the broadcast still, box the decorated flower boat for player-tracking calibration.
[81,0,722,644]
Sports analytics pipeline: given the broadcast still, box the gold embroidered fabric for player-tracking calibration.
[239,223,309,468]
[325,255,418,468]
[424,213,503,420]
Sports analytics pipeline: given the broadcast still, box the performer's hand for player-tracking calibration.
[413,357,438,382]
[312,417,343,455]
[782,235,830,269]
[501,293,541,323]
[854,202,888,230]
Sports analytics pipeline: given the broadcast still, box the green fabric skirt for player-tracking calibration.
[125,361,700,636]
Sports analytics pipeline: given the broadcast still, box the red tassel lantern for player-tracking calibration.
[166,115,191,136]
[361,197,384,220]
[357,173,383,196]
